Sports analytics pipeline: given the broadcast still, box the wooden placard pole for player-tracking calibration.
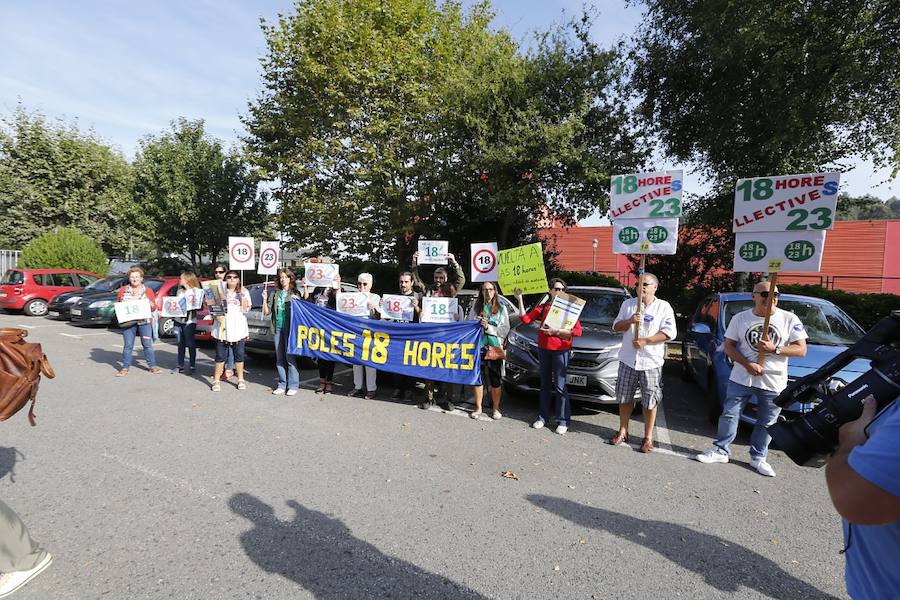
[755,271,778,365]
[634,254,646,338]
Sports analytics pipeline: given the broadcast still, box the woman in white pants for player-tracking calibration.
[348,272,381,399]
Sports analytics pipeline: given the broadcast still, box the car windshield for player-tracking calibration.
[248,283,274,309]
[1,270,24,285]
[579,292,627,326]
[723,299,864,346]
[85,278,119,292]
[145,281,165,293]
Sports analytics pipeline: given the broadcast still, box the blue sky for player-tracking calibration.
[2,0,897,224]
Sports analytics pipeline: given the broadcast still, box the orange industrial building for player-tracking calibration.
[540,219,900,294]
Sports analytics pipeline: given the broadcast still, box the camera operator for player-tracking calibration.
[825,394,900,599]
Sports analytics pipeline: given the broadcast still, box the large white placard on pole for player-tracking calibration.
[733,230,826,273]
[610,170,683,220]
[612,218,679,255]
[229,236,255,270]
[732,172,840,233]
[417,240,449,265]
[257,241,280,275]
[470,242,499,283]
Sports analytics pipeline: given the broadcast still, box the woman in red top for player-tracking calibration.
[515,278,582,434]
[115,266,160,376]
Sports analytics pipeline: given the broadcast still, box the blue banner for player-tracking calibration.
[288,300,483,385]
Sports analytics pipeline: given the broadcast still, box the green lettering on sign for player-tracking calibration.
[784,240,815,261]
[618,227,640,245]
[646,226,668,244]
[738,241,767,262]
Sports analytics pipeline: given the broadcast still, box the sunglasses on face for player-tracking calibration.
[226,275,239,280]
[756,291,780,298]
[214,270,225,274]
[358,281,369,286]
[641,282,656,287]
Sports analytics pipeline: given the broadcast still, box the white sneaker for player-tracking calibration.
[695,447,729,464]
[750,458,776,477]
[0,552,52,598]
[555,424,568,435]
[272,388,285,395]
[532,419,545,429]
[286,389,298,396]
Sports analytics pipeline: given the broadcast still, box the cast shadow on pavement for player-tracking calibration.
[228,493,485,599]
[0,447,24,482]
[526,495,841,600]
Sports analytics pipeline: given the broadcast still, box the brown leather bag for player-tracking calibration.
[0,328,55,425]
[484,345,507,361]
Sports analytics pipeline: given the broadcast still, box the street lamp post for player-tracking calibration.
[591,239,598,272]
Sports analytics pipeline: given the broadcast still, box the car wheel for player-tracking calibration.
[23,299,48,317]
[680,342,694,382]
[159,317,176,338]
[706,372,722,424]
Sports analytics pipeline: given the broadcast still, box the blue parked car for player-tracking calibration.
[682,292,870,424]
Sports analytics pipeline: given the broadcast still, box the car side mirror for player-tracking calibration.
[690,323,712,335]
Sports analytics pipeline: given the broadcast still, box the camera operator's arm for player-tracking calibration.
[725,337,763,377]
[826,396,900,525]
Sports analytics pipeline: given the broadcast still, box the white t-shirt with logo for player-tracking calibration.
[725,307,808,392]
[615,297,677,370]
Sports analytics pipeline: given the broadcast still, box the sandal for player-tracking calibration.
[492,410,502,420]
[315,384,327,394]
[323,383,332,394]
[639,438,655,453]
[149,367,162,374]
[211,383,221,392]
[608,431,629,446]
[115,369,129,377]
[237,380,247,390]
[470,411,484,420]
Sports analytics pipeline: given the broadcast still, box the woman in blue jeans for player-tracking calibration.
[173,271,203,374]
[262,268,303,395]
[115,266,161,376]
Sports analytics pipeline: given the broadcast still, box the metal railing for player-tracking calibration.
[0,250,19,275]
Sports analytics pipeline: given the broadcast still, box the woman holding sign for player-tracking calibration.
[468,282,510,420]
[173,271,203,374]
[211,270,251,392]
[303,275,340,394]
[263,268,303,396]
[515,279,582,434]
[115,267,160,376]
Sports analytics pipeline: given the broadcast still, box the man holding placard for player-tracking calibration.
[695,281,808,477]
[411,249,465,296]
[608,273,676,453]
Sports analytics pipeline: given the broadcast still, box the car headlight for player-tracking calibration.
[507,330,534,350]
[89,300,113,308]
[65,296,81,304]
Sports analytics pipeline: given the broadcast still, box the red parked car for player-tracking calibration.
[0,268,101,316]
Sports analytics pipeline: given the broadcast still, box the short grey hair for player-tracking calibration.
[357,272,373,285]
[641,273,659,286]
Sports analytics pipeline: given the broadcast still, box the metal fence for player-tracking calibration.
[0,250,19,275]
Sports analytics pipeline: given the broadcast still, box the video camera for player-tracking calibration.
[768,310,900,467]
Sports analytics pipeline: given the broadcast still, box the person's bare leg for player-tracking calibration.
[490,386,501,413]
[618,402,635,434]
[213,363,223,384]
[235,362,245,383]
[643,405,657,441]
[473,385,484,413]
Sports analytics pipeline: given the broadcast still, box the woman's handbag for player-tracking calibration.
[0,328,55,425]
[483,344,507,361]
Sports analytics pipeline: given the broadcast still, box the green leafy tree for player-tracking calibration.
[18,227,108,276]
[133,118,272,267]
[0,106,140,254]
[836,193,900,220]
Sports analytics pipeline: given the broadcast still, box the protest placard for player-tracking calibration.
[160,297,187,318]
[381,294,415,322]
[732,172,840,233]
[229,236,255,270]
[257,241,280,275]
[612,218,679,255]
[417,240,449,265]
[420,297,459,324]
[610,170,683,220]
[304,263,339,288]
[336,291,370,317]
[470,242,499,283]
[184,288,204,311]
[733,230,826,273]
[114,299,152,324]
[542,292,586,331]
[202,280,226,316]
[496,242,548,295]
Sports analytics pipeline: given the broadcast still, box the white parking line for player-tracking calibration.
[654,402,673,449]
[16,323,66,329]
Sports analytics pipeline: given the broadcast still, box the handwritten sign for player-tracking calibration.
[160,297,187,318]
[114,299,152,324]
[381,294,415,321]
[732,172,840,233]
[612,218,679,255]
[336,291,369,317]
[496,242,548,295]
[542,292,585,331]
[418,240,449,265]
[257,241,280,275]
[610,170,683,220]
[470,242,498,283]
[304,263,339,288]
[229,236,255,270]
[733,230,826,273]
[421,297,458,324]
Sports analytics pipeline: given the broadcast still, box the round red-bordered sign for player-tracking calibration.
[260,248,278,268]
[472,249,496,274]
[230,242,253,264]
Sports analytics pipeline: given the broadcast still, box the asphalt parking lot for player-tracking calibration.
[0,311,849,599]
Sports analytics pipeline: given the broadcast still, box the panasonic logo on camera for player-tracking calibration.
[847,385,869,399]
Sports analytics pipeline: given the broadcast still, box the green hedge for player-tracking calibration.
[551,270,622,288]
[779,284,900,330]
[19,228,108,276]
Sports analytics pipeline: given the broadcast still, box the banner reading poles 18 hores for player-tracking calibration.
[732,172,840,232]
[610,170,683,219]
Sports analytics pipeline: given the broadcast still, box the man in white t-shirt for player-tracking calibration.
[608,273,677,453]
[695,281,808,477]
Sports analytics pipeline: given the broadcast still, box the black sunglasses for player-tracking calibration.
[226,275,239,279]
[756,291,780,298]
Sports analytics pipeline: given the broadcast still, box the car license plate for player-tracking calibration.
[71,308,82,316]
[48,310,59,317]
[566,374,587,387]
